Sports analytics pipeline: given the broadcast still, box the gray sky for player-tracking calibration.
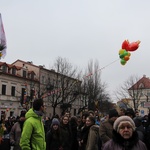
[1,0,150,101]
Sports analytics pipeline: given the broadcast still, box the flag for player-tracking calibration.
[0,13,7,58]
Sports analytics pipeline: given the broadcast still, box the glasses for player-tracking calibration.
[119,125,132,130]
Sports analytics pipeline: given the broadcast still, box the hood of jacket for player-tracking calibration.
[25,108,40,120]
[90,124,99,132]
[112,129,139,149]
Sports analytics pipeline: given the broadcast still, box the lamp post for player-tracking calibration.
[29,82,36,108]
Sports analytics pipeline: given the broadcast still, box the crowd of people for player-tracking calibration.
[0,98,150,150]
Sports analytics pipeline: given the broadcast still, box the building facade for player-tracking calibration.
[0,59,82,120]
[128,75,150,116]
[117,75,150,116]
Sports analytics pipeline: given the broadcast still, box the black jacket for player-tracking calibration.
[46,129,62,150]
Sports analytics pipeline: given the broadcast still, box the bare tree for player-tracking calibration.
[114,75,144,110]
[83,59,110,111]
[47,57,81,115]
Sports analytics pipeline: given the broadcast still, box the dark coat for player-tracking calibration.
[70,121,79,150]
[46,129,62,150]
[102,130,147,150]
[0,139,10,150]
[79,125,91,150]
[145,124,150,149]
[59,124,72,150]
[44,120,51,134]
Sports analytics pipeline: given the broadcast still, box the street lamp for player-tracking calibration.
[30,82,36,108]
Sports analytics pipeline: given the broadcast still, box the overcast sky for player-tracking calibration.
[1,0,150,101]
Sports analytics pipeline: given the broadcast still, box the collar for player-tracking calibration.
[34,110,43,116]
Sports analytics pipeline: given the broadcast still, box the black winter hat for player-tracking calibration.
[20,110,27,117]
[125,108,135,118]
[109,109,119,118]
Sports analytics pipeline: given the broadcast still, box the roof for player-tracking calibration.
[0,62,10,67]
[0,62,21,70]
[128,75,150,90]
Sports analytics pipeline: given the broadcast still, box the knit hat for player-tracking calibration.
[51,118,60,126]
[113,116,136,132]
[108,109,119,118]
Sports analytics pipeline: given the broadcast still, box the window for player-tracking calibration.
[11,86,15,96]
[53,79,55,85]
[12,68,16,75]
[48,77,50,83]
[10,111,14,117]
[31,73,34,80]
[30,89,35,99]
[23,70,26,78]
[139,83,144,89]
[140,92,144,96]
[2,84,6,95]
[57,80,61,87]
[42,76,45,84]
[21,88,25,104]
[141,102,144,107]
[1,111,5,121]
[147,92,150,96]
[2,65,7,73]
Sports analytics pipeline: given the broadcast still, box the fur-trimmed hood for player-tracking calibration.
[90,124,99,132]
[112,129,139,149]
[86,124,100,150]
